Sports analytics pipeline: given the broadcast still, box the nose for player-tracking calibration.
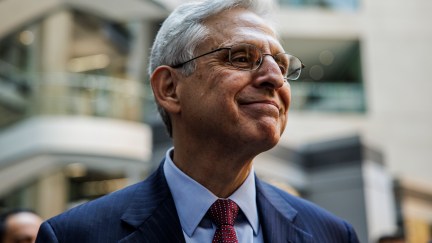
[253,55,286,90]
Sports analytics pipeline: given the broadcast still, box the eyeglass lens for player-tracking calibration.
[228,44,302,80]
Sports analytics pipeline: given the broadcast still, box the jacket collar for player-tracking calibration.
[119,163,186,243]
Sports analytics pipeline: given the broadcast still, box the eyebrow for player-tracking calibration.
[230,39,285,54]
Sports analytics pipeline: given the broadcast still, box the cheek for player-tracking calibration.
[208,70,246,100]
[278,87,291,134]
[207,66,232,89]
[280,85,291,111]
[279,112,288,134]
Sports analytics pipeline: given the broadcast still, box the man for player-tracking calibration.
[0,209,43,243]
[36,0,360,242]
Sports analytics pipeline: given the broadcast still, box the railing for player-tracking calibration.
[290,81,366,112]
[279,0,359,11]
[0,72,147,126]
[34,72,146,121]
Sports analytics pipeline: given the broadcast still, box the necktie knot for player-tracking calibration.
[208,199,239,243]
[208,199,239,227]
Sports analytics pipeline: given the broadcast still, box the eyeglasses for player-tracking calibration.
[171,43,305,81]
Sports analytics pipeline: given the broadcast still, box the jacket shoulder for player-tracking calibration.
[257,180,359,243]
[259,180,341,220]
[42,181,144,243]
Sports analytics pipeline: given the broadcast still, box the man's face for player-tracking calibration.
[3,212,43,243]
[176,8,291,153]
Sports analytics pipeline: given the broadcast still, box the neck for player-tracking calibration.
[172,138,255,198]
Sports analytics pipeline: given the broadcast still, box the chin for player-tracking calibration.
[238,120,284,151]
[260,123,283,142]
[265,135,281,150]
[251,131,281,153]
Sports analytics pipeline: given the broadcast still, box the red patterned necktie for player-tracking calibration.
[207,199,239,243]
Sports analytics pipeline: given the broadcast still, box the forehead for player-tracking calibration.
[203,8,282,51]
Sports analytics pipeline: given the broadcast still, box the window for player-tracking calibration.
[284,38,365,113]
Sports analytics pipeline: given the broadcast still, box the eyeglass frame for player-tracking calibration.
[170,43,305,81]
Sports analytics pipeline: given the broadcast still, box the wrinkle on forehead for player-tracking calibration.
[205,8,274,32]
[220,28,282,52]
[203,8,283,53]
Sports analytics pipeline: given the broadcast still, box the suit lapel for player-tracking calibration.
[256,178,313,243]
[119,163,185,243]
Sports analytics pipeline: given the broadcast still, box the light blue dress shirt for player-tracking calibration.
[163,148,264,243]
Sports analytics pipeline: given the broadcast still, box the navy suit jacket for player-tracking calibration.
[36,162,359,243]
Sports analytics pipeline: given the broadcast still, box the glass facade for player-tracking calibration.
[0,10,147,128]
[290,82,365,112]
[0,26,34,126]
[284,38,365,113]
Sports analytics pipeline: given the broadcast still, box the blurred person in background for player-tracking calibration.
[0,209,43,243]
[36,0,359,242]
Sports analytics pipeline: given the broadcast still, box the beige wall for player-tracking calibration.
[362,0,432,185]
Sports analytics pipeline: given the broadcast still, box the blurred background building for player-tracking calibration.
[0,0,431,242]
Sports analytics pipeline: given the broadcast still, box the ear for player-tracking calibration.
[150,65,181,114]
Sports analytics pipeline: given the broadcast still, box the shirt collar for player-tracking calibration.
[163,147,259,237]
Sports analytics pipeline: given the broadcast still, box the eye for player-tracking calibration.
[275,54,289,76]
[278,64,287,76]
[231,52,252,68]
[231,52,249,62]
[236,57,248,63]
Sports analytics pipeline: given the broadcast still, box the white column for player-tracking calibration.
[38,10,73,114]
[126,21,153,83]
[36,171,68,219]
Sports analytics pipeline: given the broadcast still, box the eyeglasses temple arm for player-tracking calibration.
[171,48,228,68]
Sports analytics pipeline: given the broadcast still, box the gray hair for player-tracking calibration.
[149,0,274,137]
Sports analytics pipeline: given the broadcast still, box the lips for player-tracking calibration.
[238,99,283,115]
[239,99,280,110]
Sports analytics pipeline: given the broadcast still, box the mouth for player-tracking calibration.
[238,99,282,113]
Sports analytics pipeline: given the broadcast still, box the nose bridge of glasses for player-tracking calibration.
[251,53,289,87]
[260,53,286,76]
[263,53,279,64]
